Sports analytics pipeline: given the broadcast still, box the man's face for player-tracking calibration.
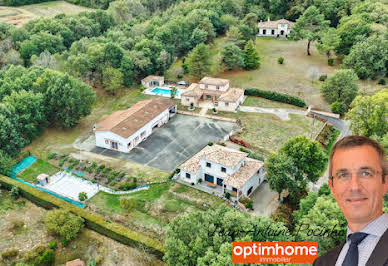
[329,145,388,226]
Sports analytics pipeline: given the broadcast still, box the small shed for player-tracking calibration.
[66,259,85,266]
[37,174,49,186]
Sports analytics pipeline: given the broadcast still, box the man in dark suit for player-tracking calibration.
[314,136,388,266]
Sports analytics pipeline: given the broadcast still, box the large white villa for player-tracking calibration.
[93,98,177,153]
[178,144,265,200]
[180,77,244,112]
[257,18,294,38]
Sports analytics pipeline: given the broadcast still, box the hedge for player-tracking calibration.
[244,88,306,108]
[0,175,165,258]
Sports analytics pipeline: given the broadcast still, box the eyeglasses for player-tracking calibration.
[332,169,381,183]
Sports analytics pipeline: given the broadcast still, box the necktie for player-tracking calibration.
[342,232,369,266]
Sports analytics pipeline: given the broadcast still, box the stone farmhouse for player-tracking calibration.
[180,77,244,112]
[257,18,294,38]
[178,144,265,200]
[141,75,164,89]
[94,98,177,153]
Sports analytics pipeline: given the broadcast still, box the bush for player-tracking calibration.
[10,186,20,200]
[59,159,65,167]
[198,178,202,183]
[225,192,231,199]
[1,248,19,259]
[212,107,217,113]
[207,142,213,146]
[244,88,306,107]
[140,87,146,92]
[48,241,57,250]
[245,199,253,210]
[277,57,284,64]
[120,197,137,211]
[331,101,347,115]
[319,74,327,81]
[45,209,84,241]
[61,236,69,247]
[47,153,56,160]
[34,249,54,266]
[378,78,386,85]
[78,192,88,201]
[118,182,136,191]
[328,58,334,66]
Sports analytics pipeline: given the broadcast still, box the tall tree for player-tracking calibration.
[346,89,388,138]
[0,149,12,176]
[243,40,260,70]
[316,27,340,60]
[291,6,329,55]
[320,69,359,108]
[186,43,211,78]
[102,66,123,95]
[221,43,245,70]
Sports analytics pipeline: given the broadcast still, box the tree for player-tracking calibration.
[346,89,388,138]
[336,16,371,55]
[265,153,300,201]
[221,43,244,70]
[104,43,123,69]
[226,26,245,48]
[316,28,340,61]
[343,36,388,80]
[3,90,47,143]
[37,69,96,128]
[243,40,260,70]
[78,192,88,201]
[164,206,292,265]
[186,43,211,78]
[280,136,327,184]
[295,194,347,255]
[320,69,359,108]
[31,50,57,69]
[45,209,84,241]
[102,66,123,95]
[0,150,12,176]
[291,6,329,56]
[120,54,134,87]
[242,13,258,35]
[219,14,238,33]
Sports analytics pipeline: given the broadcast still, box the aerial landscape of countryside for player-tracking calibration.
[0,0,387,265]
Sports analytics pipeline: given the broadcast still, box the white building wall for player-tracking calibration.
[95,107,174,153]
[240,170,265,197]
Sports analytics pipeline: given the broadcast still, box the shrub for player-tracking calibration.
[10,186,20,199]
[212,107,217,113]
[328,58,334,66]
[45,209,84,241]
[118,182,136,191]
[331,101,347,115]
[133,177,137,183]
[177,73,183,79]
[59,159,65,167]
[1,248,19,259]
[225,192,231,199]
[34,249,54,266]
[244,199,253,210]
[207,142,213,146]
[120,197,137,211]
[277,57,284,64]
[140,86,146,92]
[319,74,327,81]
[48,241,57,250]
[61,236,69,247]
[244,88,306,107]
[47,153,56,160]
[91,162,97,169]
[109,180,116,186]
[378,78,386,85]
[78,192,88,201]
[198,178,202,183]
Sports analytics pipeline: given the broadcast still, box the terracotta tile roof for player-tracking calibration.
[199,77,230,86]
[141,75,164,83]
[258,18,294,29]
[66,259,85,266]
[223,158,264,189]
[94,98,176,139]
[179,144,248,173]
[218,88,244,102]
[181,83,202,97]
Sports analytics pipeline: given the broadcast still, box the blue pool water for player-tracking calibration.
[10,156,36,178]
[151,87,181,96]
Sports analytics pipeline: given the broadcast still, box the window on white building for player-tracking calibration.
[221,167,226,173]
[105,139,109,144]
[186,173,191,179]
[225,102,229,106]
[206,162,211,168]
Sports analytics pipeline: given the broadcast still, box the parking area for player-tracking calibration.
[249,181,279,217]
[83,114,239,171]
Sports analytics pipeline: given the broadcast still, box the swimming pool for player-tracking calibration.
[151,87,181,96]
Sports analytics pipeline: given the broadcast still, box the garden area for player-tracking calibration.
[0,187,163,265]
[88,181,227,241]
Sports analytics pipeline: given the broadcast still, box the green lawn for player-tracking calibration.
[242,96,304,109]
[88,181,226,240]
[17,159,59,183]
[211,111,323,154]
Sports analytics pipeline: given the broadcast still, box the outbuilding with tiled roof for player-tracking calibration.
[257,18,294,38]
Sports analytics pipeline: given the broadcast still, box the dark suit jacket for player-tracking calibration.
[313,228,388,266]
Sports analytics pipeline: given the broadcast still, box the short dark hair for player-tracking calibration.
[329,135,388,182]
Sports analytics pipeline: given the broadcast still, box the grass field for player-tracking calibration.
[17,158,59,183]
[0,1,92,27]
[88,181,226,241]
[211,111,323,154]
